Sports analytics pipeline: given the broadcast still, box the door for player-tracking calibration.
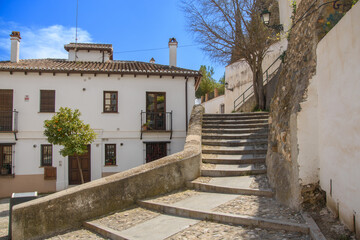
[146,92,166,130]
[68,145,91,184]
[146,142,167,163]
[0,90,13,131]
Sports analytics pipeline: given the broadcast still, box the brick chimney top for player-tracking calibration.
[10,31,21,39]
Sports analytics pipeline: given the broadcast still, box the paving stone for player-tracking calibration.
[213,195,305,224]
[166,220,310,240]
[45,228,106,239]
[91,206,160,232]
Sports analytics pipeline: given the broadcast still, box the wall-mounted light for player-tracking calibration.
[225,82,234,91]
[261,9,284,31]
[33,144,37,148]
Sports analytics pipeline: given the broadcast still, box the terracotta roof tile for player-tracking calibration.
[64,43,113,52]
[0,59,201,77]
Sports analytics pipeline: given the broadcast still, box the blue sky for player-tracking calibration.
[0,0,225,80]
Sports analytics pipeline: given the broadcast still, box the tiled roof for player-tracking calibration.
[64,43,113,52]
[0,59,201,78]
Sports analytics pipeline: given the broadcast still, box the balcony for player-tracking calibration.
[0,110,18,133]
[140,111,173,139]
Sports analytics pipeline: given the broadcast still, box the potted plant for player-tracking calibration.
[142,120,151,131]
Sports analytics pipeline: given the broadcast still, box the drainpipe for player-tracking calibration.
[185,77,189,132]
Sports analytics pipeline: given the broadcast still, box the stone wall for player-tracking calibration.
[12,105,204,240]
[266,0,319,209]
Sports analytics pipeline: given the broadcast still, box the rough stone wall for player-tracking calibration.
[12,105,204,240]
[266,0,319,209]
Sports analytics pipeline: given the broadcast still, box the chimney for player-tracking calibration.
[10,31,21,63]
[168,38,178,67]
[150,57,155,63]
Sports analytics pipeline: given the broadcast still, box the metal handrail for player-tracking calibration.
[233,52,284,111]
[140,111,173,139]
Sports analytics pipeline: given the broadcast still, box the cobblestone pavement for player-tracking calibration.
[166,220,310,240]
[92,207,160,232]
[151,189,199,205]
[45,229,106,240]
[0,198,9,239]
[250,174,271,189]
[213,195,305,224]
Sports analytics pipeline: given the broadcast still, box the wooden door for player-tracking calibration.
[0,90,13,131]
[68,145,91,184]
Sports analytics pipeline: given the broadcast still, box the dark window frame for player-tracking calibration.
[0,144,13,175]
[103,91,118,113]
[105,144,116,166]
[41,144,53,167]
[40,90,56,113]
[145,142,168,163]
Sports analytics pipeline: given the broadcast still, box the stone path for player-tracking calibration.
[80,112,313,239]
[1,112,337,239]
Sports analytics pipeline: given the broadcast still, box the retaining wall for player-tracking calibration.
[12,105,204,240]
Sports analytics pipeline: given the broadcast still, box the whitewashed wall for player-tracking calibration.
[224,40,287,113]
[0,72,196,191]
[68,49,111,62]
[201,95,225,114]
[296,3,360,234]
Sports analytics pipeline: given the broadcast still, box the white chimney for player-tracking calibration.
[168,38,178,67]
[150,57,155,63]
[10,31,21,63]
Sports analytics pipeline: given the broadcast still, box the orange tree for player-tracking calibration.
[44,107,96,184]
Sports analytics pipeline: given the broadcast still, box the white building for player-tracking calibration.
[0,32,201,198]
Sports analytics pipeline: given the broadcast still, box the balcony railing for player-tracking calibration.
[140,111,173,139]
[0,110,18,132]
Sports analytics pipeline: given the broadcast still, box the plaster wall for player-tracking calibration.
[224,40,287,112]
[316,3,360,233]
[68,49,110,62]
[0,72,196,196]
[296,75,319,185]
[278,0,293,32]
[201,95,225,114]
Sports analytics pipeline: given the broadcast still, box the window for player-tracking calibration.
[40,90,55,112]
[103,91,118,113]
[145,142,167,163]
[0,89,13,131]
[0,145,12,175]
[105,144,116,166]
[146,92,166,130]
[41,144,52,166]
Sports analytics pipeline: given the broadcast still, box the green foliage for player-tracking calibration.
[196,65,225,98]
[44,107,97,157]
[353,0,359,6]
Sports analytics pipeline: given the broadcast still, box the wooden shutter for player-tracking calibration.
[40,90,55,112]
[44,166,57,180]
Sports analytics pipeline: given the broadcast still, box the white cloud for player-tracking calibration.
[0,21,92,60]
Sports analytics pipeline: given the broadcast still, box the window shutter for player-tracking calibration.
[40,90,55,112]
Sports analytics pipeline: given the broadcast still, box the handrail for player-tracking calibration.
[140,111,173,140]
[233,52,284,111]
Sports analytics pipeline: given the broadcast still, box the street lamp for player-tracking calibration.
[260,9,284,31]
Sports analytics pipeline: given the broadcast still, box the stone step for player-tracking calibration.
[202,128,268,134]
[202,139,268,147]
[202,145,267,152]
[201,169,267,177]
[203,119,268,125]
[203,115,269,121]
[204,112,269,117]
[137,200,309,234]
[203,157,266,164]
[202,149,267,155]
[187,181,273,197]
[202,133,268,140]
[202,123,269,129]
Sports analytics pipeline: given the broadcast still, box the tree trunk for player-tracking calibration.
[76,155,84,184]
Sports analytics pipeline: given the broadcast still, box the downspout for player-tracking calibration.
[185,77,189,132]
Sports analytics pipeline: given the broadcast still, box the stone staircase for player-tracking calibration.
[79,112,313,240]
